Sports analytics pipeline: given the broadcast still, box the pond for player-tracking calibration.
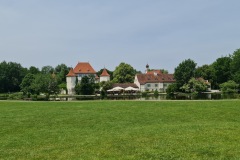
[57,93,239,101]
[139,93,239,100]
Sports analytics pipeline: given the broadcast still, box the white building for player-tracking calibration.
[66,62,110,95]
[100,68,110,82]
[134,65,175,92]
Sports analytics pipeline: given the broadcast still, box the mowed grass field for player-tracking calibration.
[0,100,240,159]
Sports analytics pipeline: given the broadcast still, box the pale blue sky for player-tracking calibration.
[0,0,240,72]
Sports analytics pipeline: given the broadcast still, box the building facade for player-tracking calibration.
[66,62,110,95]
[100,68,110,82]
[134,65,175,92]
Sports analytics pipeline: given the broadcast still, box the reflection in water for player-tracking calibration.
[56,93,239,101]
[140,93,239,100]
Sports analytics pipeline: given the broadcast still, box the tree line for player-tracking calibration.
[0,62,139,96]
[1,48,240,96]
[168,49,240,94]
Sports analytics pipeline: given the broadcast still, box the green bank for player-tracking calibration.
[0,101,240,159]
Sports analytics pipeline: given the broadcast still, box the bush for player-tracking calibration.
[0,94,9,100]
[154,90,159,97]
[220,80,239,93]
[7,92,24,100]
[141,91,149,97]
[166,83,177,95]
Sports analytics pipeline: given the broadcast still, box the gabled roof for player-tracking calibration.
[66,68,76,77]
[100,68,110,77]
[146,70,162,75]
[73,62,96,74]
[136,73,175,85]
[112,83,138,89]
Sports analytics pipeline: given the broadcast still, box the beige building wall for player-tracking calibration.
[67,77,76,95]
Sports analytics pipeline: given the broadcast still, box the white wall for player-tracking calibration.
[100,76,110,82]
[134,76,140,88]
[67,77,76,95]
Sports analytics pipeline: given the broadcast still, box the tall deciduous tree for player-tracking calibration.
[76,76,95,95]
[0,61,27,93]
[212,56,232,87]
[55,64,69,84]
[113,63,137,83]
[181,78,208,93]
[41,66,54,74]
[174,59,197,90]
[29,66,40,74]
[230,49,240,83]
[195,64,217,88]
[31,74,49,95]
[20,73,35,97]
[31,74,59,96]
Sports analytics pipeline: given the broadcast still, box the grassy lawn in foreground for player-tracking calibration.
[0,100,240,159]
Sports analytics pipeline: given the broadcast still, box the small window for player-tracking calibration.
[155,84,158,87]
[147,84,151,87]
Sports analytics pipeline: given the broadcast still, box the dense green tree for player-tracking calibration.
[220,80,239,93]
[31,74,59,96]
[0,61,27,93]
[76,76,95,95]
[29,66,40,74]
[166,83,177,95]
[55,64,69,84]
[180,78,208,93]
[31,74,49,95]
[195,64,217,88]
[58,83,66,90]
[47,75,59,95]
[75,83,81,95]
[100,81,113,92]
[99,81,113,98]
[212,56,232,88]
[230,49,240,83]
[113,62,137,83]
[174,59,197,90]
[41,66,54,74]
[20,73,35,97]
[154,89,159,97]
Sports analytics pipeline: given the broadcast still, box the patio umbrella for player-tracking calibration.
[124,87,139,91]
[112,86,124,91]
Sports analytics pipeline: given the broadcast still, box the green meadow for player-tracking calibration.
[0,100,240,159]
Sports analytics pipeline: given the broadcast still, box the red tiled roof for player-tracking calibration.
[146,70,162,75]
[100,68,110,76]
[112,83,138,89]
[136,73,175,85]
[73,62,96,74]
[66,68,76,77]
